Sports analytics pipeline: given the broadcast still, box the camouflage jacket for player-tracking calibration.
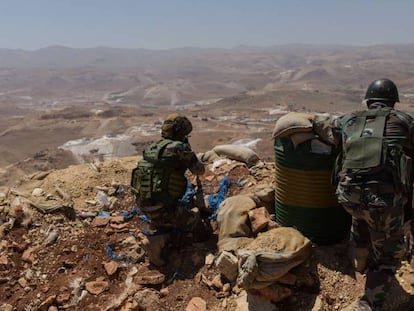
[160,139,205,175]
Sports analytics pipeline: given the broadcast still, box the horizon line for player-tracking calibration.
[2,42,414,52]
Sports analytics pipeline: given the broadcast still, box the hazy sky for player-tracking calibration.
[0,0,413,50]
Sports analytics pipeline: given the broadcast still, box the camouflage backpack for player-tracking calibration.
[130,139,187,204]
[338,107,412,194]
[130,139,172,203]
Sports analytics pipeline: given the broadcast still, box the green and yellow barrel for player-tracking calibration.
[274,137,351,245]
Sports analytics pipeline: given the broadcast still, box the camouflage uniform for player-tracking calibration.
[138,139,204,236]
[326,103,414,310]
[141,139,206,235]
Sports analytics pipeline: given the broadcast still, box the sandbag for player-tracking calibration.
[272,112,314,139]
[289,131,316,148]
[212,145,260,167]
[216,195,257,252]
[237,227,312,290]
[197,150,221,164]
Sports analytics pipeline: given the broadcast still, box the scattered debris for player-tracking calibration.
[0,155,412,311]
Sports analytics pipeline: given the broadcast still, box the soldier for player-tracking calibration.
[131,113,211,266]
[316,79,414,310]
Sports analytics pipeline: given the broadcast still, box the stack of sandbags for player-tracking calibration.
[237,227,312,290]
[215,226,312,302]
[216,195,257,252]
[215,194,313,302]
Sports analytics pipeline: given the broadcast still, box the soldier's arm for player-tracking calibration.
[188,154,205,175]
[172,142,205,175]
[313,113,343,146]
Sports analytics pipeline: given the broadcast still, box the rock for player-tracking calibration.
[110,223,128,230]
[223,283,231,293]
[48,307,58,311]
[0,255,8,266]
[103,261,118,276]
[205,253,215,266]
[85,280,109,295]
[56,292,70,304]
[43,229,61,246]
[134,270,165,285]
[0,304,13,311]
[120,300,139,311]
[212,274,223,291]
[215,251,238,282]
[18,277,28,288]
[92,217,110,227]
[25,269,34,281]
[110,216,125,224]
[194,272,203,284]
[32,188,44,197]
[248,207,270,234]
[186,297,207,311]
[160,287,169,297]
[134,289,160,309]
[38,295,56,311]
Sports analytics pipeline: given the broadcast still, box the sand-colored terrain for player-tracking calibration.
[0,45,414,310]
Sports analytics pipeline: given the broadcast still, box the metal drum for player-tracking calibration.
[274,137,351,245]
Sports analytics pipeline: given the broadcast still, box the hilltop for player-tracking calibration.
[0,152,413,310]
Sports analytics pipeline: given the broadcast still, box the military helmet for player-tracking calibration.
[364,78,399,104]
[161,113,192,140]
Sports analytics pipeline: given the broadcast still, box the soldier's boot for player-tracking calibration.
[348,247,369,273]
[141,234,169,267]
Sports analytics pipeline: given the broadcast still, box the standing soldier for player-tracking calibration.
[316,79,414,310]
[131,113,211,266]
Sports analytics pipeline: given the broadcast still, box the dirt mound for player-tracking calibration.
[0,148,78,187]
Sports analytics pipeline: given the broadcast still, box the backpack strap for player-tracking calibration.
[143,139,172,163]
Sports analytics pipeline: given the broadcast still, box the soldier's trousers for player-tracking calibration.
[337,180,408,310]
[143,202,211,242]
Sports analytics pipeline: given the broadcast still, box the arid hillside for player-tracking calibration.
[2,45,414,184]
[0,45,414,310]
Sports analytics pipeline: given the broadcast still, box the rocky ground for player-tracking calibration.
[0,152,413,311]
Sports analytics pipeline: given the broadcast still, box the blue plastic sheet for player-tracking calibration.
[97,211,111,218]
[138,214,151,224]
[178,180,195,206]
[207,176,230,220]
[105,244,143,263]
[105,244,129,261]
[120,206,139,221]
